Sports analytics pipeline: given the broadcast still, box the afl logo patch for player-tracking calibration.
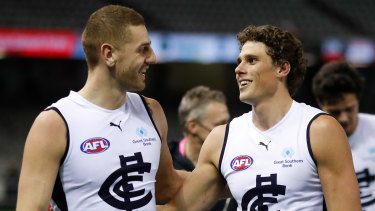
[80,137,110,154]
[231,155,253,171]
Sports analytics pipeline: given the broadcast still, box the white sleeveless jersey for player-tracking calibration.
[47,91,161,211]
[349,113,375,210]
[220,101,326,211]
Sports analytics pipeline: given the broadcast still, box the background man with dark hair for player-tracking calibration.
[312,61,375,210]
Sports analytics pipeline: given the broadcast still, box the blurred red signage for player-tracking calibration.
[0,28,78,58]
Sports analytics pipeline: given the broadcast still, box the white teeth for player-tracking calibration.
[140,66,148,75]
[240,81,249,86]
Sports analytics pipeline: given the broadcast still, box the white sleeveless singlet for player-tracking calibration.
[220,101,326,211]
[349,113,375,210]
[48,91,161,211]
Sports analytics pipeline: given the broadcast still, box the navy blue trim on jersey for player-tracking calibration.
[44,107,69,210]
[306,113,327,166]
[307,112,330,211]
[322,196,327,211]
[45,107,70,165]
[219,123,230,173]
[52,172,68,211]
[139,94,162,142]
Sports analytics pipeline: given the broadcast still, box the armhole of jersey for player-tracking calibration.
[218,123,230,174]
[322,196,327,211]
[139,94,162,142]
[45,107,70,165]
[306,113,327,167]
[52,173,68,211]
[44,107,69,210]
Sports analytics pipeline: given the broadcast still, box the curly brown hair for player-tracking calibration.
[237,25,307,96]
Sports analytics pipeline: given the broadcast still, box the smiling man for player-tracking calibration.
[17,5,185,211]
[158,25,361,211]
[312,61,375,210]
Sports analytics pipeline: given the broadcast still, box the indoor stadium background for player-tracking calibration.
[1,0,375,209]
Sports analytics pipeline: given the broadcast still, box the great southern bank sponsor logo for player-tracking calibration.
[136,127,148,137]
[364,147,375,161]
[274,147,303,168]
[132,127,157,146]
[80,137,110,154]
[282,147,295,158]
[230,155,253,171]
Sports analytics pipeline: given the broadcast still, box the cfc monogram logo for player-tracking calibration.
[241,174,286,211]
[99,152,152,210]
[357,168,375,207]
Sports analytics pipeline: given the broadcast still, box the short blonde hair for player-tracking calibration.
[82,5,144,69]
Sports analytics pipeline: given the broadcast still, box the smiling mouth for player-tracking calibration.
[140,67,148,77]
[240,80,251,88]
[138,70,146,81]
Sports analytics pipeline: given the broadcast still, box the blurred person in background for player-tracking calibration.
[168,85,237,211]
[17,4,185,211]
[158,25,361,211]
[312,61,375,210]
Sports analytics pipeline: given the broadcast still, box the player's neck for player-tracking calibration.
[251,94,293,131]
[78,68,126,110]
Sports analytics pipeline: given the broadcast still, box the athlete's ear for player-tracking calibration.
[277,61,291,78]
[101,43,116,67]
[186,119,199,135]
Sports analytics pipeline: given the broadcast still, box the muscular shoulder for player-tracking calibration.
[26,109,67,160]
[309,114,348,163]
[309,114,344,141]
[142,96,167,139]
[142,96,163,116]
[33,109,67,137]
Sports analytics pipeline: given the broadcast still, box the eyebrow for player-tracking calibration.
[139,41,151,47]
[237,54,258,64]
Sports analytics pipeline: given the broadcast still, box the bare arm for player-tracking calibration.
[160,125,229,211]
[16,110,66,211]
[144,97,189,203]
[310,115,361,211]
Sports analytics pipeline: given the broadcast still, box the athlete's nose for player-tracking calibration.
[235,61,246,74]
[337,111,350,125]
[146,47,157,64]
